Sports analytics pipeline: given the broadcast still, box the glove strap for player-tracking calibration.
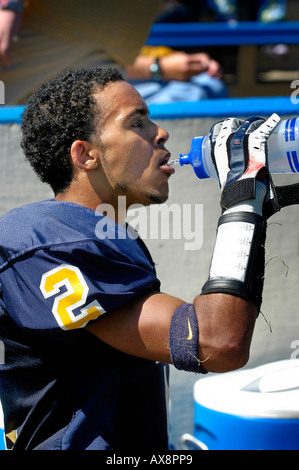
[276,183,299,207]
[201,212,266,311]
[221,178,256,212]
[263,181,299,219]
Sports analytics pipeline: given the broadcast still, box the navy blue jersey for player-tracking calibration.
[0,200,168,450]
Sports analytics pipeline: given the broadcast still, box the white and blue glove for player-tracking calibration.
[209,113,280,217]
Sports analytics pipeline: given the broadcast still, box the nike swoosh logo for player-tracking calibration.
[186,318,192,340]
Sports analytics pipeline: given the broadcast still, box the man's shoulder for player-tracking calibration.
[0,199,96,233]
[0,200,155,269]
[0,200,99,263]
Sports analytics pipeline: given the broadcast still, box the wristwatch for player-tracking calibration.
[149,58,162,82]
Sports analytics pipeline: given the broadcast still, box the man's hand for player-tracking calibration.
[208,114,280,215]
[159,51,222,81]
[126,51,223,82]
[0,9,22,69]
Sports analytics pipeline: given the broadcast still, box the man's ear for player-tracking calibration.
[70,140,100,170]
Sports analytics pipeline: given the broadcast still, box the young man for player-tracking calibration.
[0,67,280,450]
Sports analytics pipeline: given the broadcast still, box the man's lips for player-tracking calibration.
[159,153,175,174]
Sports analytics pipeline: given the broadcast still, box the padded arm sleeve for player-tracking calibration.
[201,211,267,311]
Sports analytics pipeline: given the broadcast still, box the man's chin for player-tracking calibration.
[146,193,168,205]
[120,187,169,207]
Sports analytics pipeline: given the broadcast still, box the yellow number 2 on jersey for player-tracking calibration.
[40,264,106,330]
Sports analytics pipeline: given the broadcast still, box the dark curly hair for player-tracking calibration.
[21,67,124,195]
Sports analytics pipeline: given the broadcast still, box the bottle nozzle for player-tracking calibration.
[179,154,191,166]
[179,136,210,179]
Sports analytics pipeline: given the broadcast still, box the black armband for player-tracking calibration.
[169,303,208,374]
[201,212,266,311]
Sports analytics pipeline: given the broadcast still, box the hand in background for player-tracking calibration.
[126,50,223,82]
[0,9,22,69]
[159,51,222,81]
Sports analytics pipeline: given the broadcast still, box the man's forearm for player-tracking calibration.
[194,293,257,373]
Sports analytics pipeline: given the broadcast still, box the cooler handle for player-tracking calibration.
[180,433,209,451]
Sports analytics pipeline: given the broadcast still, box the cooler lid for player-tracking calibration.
[194,359,299,418]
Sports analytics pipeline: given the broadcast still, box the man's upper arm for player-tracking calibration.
[86,291,185,364]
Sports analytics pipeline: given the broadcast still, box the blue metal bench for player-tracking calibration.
[0,94,297,123]
[146,21,299,97]
[147,21,299,47]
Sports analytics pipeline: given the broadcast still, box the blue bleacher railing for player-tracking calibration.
[146,21,299,47]
[0,96,297,124]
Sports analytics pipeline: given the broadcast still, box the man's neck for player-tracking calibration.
[55,187,128,226]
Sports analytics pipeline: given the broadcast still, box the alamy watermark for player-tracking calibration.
[290,340,299,359]
[290,80,299,104]
[94,196,203,251]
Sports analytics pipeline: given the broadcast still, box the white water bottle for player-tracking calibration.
[179,117,299,179]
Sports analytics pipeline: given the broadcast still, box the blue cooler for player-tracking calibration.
[181,360,299,450]
[0,401,5,450]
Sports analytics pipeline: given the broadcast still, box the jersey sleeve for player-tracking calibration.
[1,236,160,332]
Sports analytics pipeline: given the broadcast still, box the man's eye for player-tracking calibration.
[132,120,144,128]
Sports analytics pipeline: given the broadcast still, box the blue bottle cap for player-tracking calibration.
[179,136,209,179]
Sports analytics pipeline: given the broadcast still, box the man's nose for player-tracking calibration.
[155,125,169,146]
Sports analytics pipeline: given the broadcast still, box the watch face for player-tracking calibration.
[150,63,159,73]
[150,59,161,81]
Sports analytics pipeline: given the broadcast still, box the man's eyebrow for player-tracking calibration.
[128,107,149,118]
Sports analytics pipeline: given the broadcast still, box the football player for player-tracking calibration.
[0,67,280,449]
